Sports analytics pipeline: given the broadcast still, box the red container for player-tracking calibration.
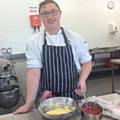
[81,102,103,120]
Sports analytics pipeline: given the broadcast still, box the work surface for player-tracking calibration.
[0,93,120,120]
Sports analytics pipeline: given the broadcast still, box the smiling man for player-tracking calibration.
[14,0,92,114]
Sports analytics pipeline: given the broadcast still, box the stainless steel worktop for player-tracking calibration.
[90,46,120,54]
[0,53,26,61]
[1,93,120,120]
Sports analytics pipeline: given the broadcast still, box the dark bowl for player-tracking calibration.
[81,102,103,120]
[38,97,77,120]
[0,85,20,108]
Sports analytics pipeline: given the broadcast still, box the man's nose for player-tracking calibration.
[47,13,53,18]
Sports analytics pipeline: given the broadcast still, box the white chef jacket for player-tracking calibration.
[26,27,92,72]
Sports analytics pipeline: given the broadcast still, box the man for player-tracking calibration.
[14,0,92,114]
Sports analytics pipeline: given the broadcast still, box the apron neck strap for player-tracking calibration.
[61,27,70,45]
[44,31,47,45]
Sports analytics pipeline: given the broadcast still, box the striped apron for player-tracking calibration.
[37,27,84,100]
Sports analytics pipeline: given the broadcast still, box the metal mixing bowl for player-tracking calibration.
[38,97,77,120]
[81,102,103,120]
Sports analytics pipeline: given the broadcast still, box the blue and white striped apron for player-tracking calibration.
[37,27,83,100]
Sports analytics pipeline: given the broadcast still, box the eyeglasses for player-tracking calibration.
[40,9,60,17]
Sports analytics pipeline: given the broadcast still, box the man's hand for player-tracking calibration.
[40,90,53,102]
[75,80,86,96]
[75,61,92,96]
[13,103,33,114]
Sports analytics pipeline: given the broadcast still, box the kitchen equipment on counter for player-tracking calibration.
[0,85,20,108]
[81,101,103,120]
[0,58,20,108]
[0,59,12,77]
[38,97,77,120]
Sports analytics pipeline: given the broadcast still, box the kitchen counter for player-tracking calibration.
[90,46,120,54]
[0,93,120,120]
[0,53,25,60]
[90,46,120,73]
[0,109,41,120]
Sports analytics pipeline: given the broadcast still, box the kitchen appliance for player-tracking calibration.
[0,58,20,108]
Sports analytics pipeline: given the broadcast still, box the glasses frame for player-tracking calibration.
[40,9,60,17]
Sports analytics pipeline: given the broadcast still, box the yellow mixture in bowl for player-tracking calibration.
[46,105,73,115]
[46,108,71,115]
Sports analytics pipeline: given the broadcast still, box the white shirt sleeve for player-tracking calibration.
[26,34,43,68]
[66,29,92,65]
[76,36,92,64]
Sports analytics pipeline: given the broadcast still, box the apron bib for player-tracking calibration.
[37,27,83,100]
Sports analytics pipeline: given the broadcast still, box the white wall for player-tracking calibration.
[0,0,120,53]
[0,0,39,53]
[59,0,120,49]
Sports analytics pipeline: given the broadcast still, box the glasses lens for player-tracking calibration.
[40,9,59,17]
[50,9,59,16]
[40,12,49,16]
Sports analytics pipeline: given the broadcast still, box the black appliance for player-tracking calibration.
[0,58,20,109]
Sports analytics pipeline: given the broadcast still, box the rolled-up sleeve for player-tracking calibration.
[76,37,92,64]
[26,35,43,68]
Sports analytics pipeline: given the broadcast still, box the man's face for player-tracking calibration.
[40,3,61,30]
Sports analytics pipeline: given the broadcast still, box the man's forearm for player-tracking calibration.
[79,61,92,82]
[26,69,40,104]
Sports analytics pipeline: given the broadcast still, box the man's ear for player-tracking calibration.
[60,10,62,14]
[60,11,62,17]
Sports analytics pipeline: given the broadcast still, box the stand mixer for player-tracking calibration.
[0,58,20,108]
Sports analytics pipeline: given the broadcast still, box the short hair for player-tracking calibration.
[39,0,61,13]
